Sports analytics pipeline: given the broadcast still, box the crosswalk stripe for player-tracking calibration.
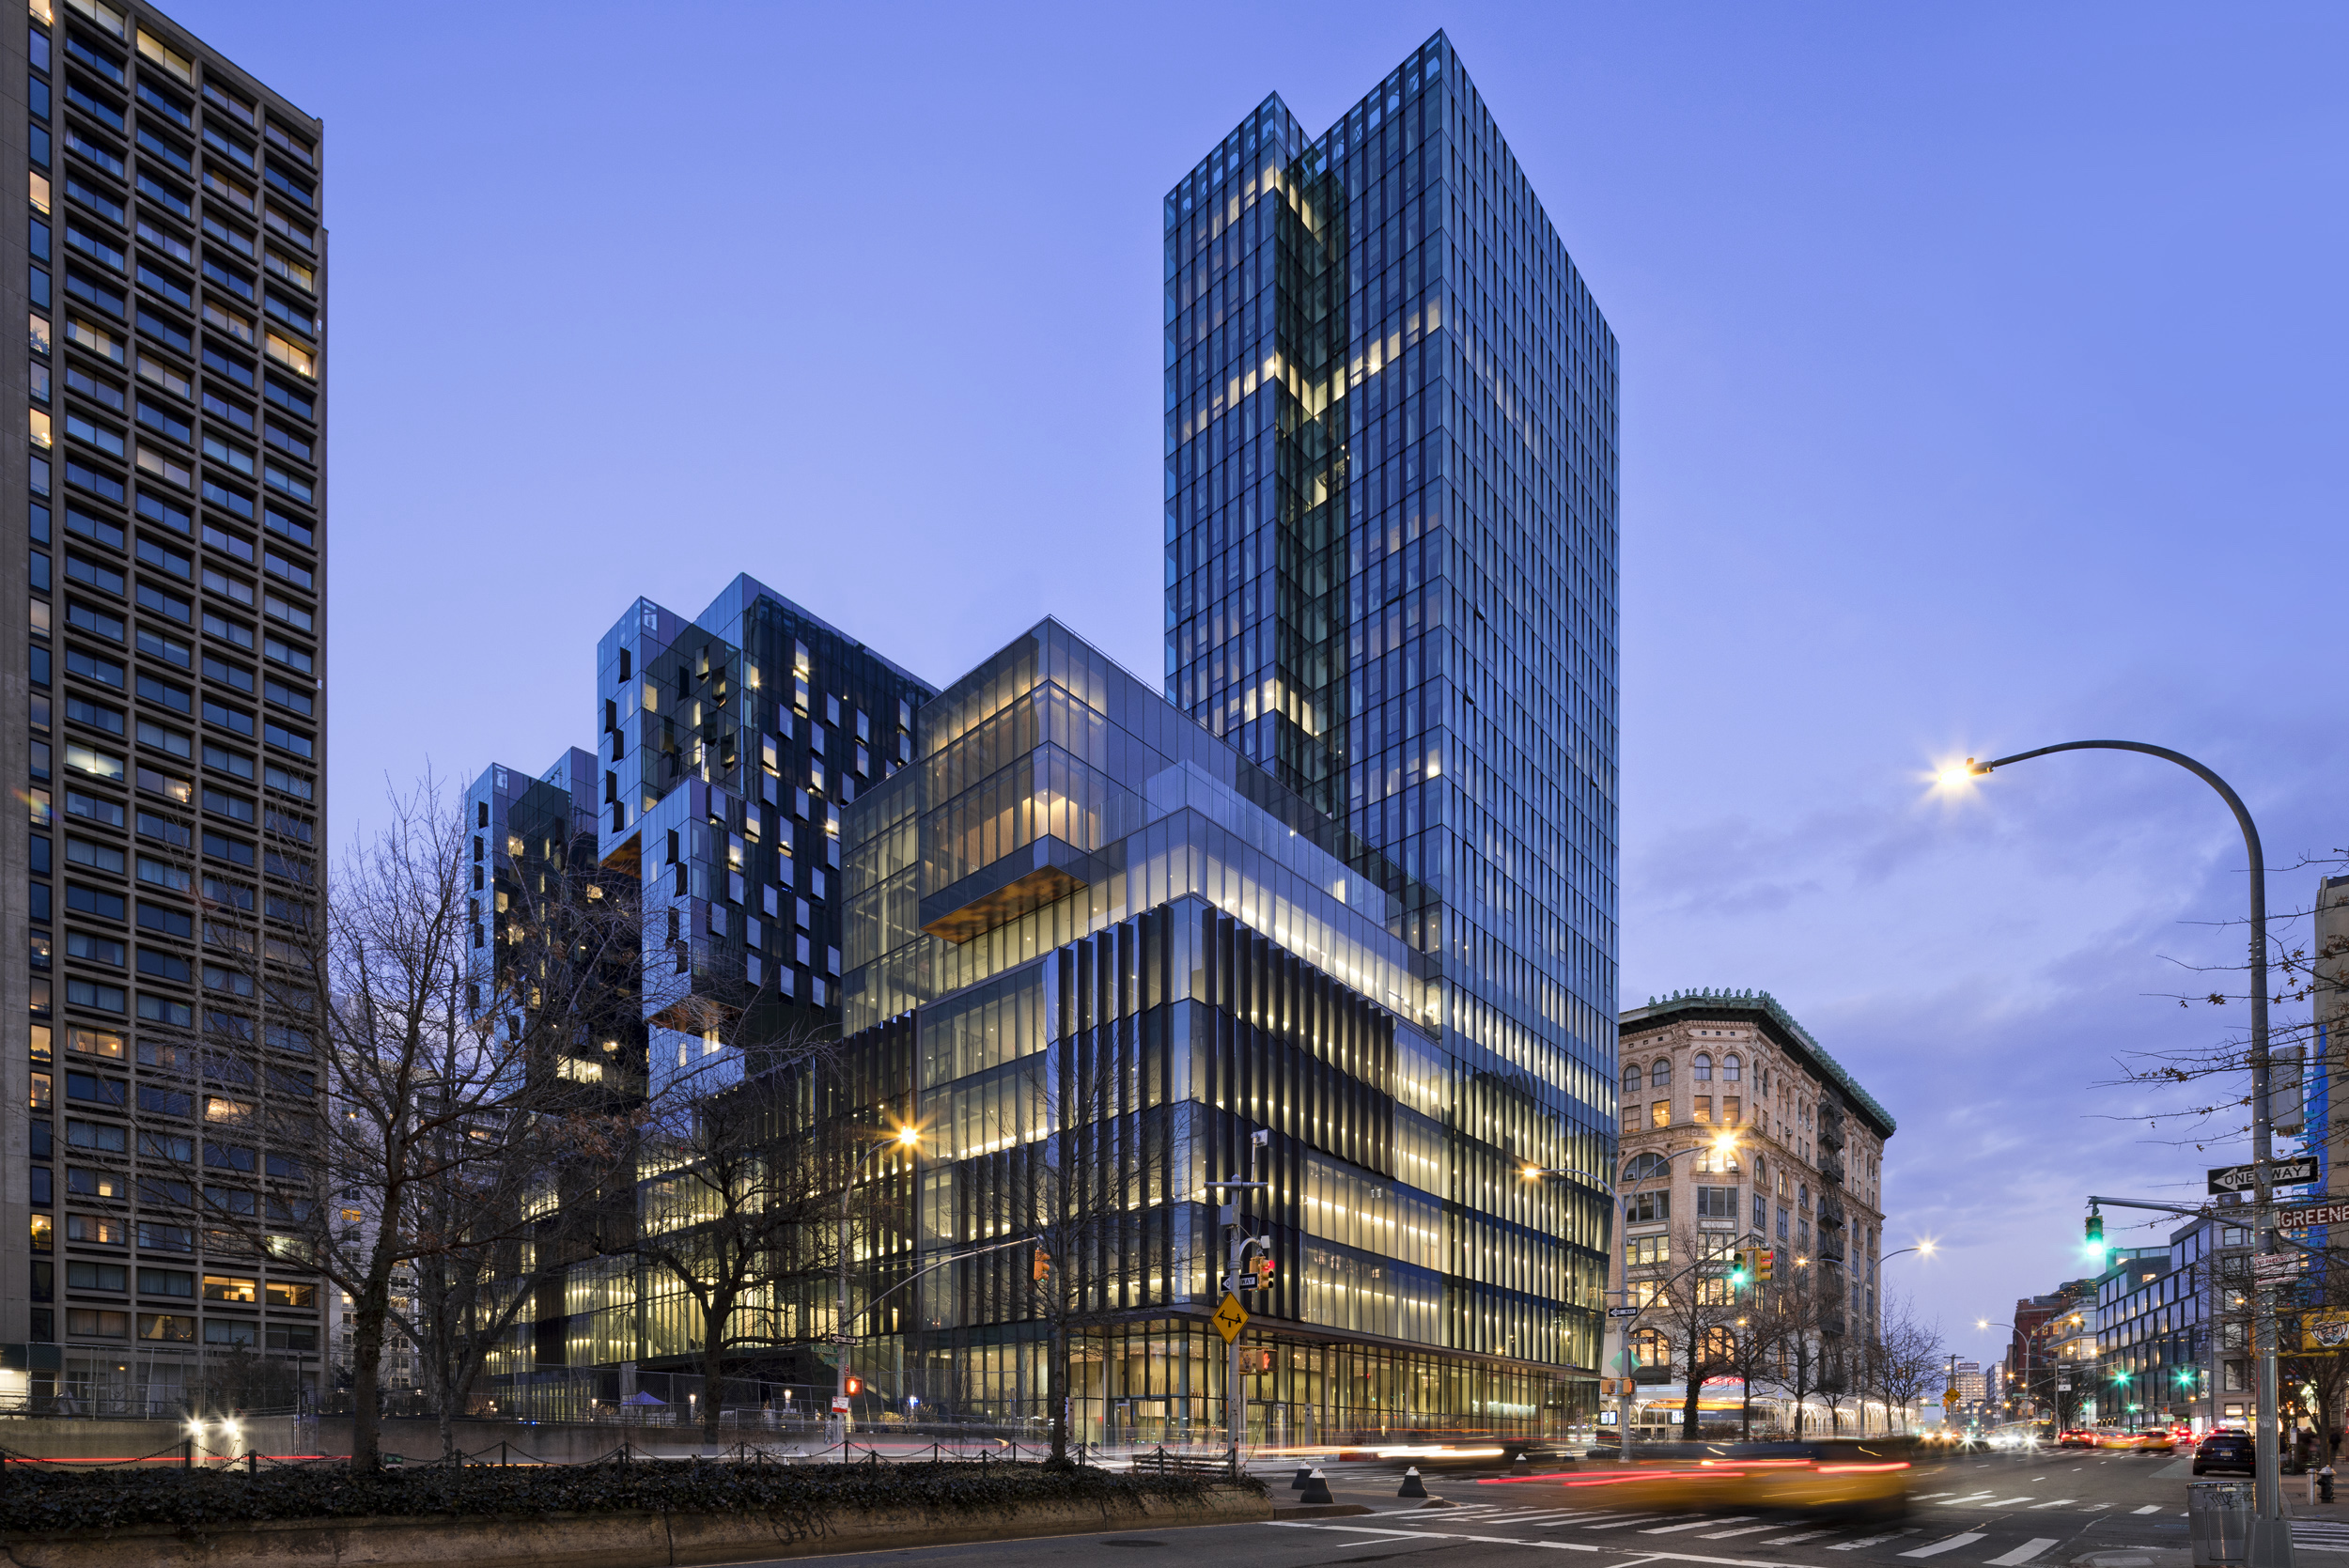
[1985,1537,2060,1565]
[2132,1505,2164,1515]
[1901,1532,1989,1559]
[1702,1525,1781,1539]
[1643,1516,1752,1534]
[1584,1514,1676,1529]
[1986,1498,2034,1508]
[1765,1529,1840,1545]
[1828,1529,1921,1551]
[2027,1500,2076,1510]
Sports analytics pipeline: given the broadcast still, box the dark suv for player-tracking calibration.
[2193,1431,2256,1476]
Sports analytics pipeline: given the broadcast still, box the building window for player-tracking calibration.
[1692,1053,1712,1081]
[1649,1101,1668,1129]
[1621,1065,1639,1095]
[1649,1059,1672,1089]
[1692,1096,1711,1125]
[1722,1053,1742,1081]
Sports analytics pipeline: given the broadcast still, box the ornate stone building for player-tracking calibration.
[1610,990,1895,1418]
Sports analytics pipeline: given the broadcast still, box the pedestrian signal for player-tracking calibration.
[845,1376,862,1396]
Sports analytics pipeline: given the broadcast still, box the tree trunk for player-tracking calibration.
[701,1292,732,1451]
[349,1298,386,1469]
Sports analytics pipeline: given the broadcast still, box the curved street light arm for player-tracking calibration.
[1970,738,2282,1535]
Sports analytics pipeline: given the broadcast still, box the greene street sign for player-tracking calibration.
[2208,1157,2319,1195]
[2275,1201,2349,1230]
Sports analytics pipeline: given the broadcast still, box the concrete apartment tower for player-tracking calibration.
[6,0,326,1410]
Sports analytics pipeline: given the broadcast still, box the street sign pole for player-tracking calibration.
[1207,1133,1269,1476]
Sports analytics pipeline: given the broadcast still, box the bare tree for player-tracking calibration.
[1872,1296,1948,1436]
[1626,1220,1747,1439]
[633,1021,846,1449]
[160,778,645,1468]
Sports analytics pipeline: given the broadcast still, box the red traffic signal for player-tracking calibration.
[1253,1255,1276,1284]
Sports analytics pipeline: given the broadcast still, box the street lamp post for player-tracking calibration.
[837,1124,920,1442]
[1952,740,2284,1555]
[1978,1319,2030,1436]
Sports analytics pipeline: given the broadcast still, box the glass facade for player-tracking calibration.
[8,0,325,1411]
[1162,32,1620,1389]
[833,619,1602,1438]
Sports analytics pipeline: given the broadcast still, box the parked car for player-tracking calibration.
[2194,1431,2257,1476]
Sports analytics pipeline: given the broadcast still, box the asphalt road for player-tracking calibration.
[754,1449,2270,1568]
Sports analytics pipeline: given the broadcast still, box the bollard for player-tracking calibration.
[1300,1467,1334,1506]
[1290,1466,1314,1491]
[2321,1466,2336,1504]
[1398,1467,1429,1499]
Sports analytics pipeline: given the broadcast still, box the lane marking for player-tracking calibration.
[2027,1500,2076,1510]
[2132,1505,2164,1515]
[1645,1517,1753,1535]
[1586,1516,1681,1529]
[1701,1526,1781,1539]
[1261,1521,1831,1567]
[1985,1498,2034,1509]
[1828,1529,1921,1551]
[1763,1530,1839,1545]
[1985,1538,2060,1566]
[1901,1532,1989,1559]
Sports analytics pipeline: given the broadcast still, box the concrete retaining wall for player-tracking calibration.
[0,1487,1273,1567]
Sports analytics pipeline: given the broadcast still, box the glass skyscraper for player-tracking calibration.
[8,1,326,1411]
[1164,34,1621,1383]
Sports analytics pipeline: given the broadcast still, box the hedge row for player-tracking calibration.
[0,1459,1260,1536]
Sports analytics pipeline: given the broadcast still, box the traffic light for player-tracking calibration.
[1755,1248,1775,1284]
[1253,1254,1276,1288]
[2084,1209,2104,1245]
[1729,1250,1751,1288]
[1033,1248,1050,1281]
[845,1375,862,1396]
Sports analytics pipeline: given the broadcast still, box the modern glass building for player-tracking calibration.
[474,576,933,1410]
[833,619,1598,1441]
[1162,33,1620,1398]
[5,1,326,1412]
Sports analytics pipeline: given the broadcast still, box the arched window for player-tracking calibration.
[1799,1185,1811,1212]
[1630,1328,1671,1368]
[1722,1054,1742,1082]
[1625,1151,1671,1182]
[1622,1064,1641,1095]
[1650,1059,1672,1089]
[1692,1053,1713,1081]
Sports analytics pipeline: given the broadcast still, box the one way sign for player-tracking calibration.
[2208,1157,2320,1195]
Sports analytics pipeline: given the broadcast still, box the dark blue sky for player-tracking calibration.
[178,0,2349,1374]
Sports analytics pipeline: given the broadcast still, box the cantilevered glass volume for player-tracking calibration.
[1164,34,1623,1401]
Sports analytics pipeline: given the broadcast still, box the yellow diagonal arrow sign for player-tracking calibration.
[1213,1292,1250,1344]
